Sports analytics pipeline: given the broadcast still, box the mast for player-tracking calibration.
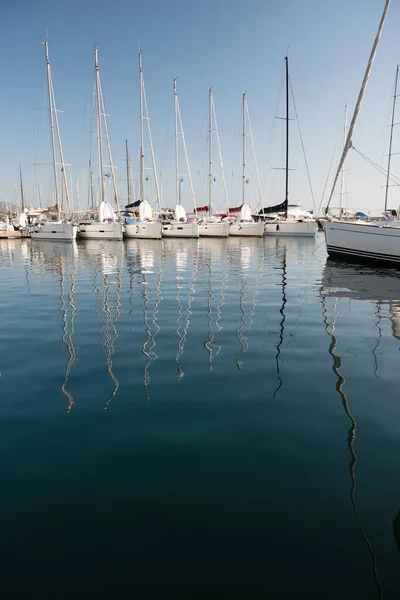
[174,78,179,206]
[94,46,104,204]
[213,93,229,213]
[325,0,391,214]
[339,104,348,218]
[19,165,25,211]
[44,40,60,218]
[242,92,246,206]
[209,87,213,213]
[143,76,161,211]
[126,139,132,204]
[139,51,145,202]
[384,64,399,212]
[284,56,289,219]
[246,98,263,212]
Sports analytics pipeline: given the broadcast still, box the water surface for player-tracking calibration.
[1,235,400,599]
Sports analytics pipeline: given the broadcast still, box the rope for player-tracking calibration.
[318,125,341,216]
[289,76,316,213]
[352,145,400,185]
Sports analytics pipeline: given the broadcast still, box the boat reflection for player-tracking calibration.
[321,260,400,369]
[320,261,383,598]
[78,240,123,409]
[174,241,198,381]
[24,241,78,412]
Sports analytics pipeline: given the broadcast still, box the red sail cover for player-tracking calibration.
[228,204,243,213]
[196,205,209,212]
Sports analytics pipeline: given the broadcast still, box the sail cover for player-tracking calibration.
[258,200,287,214]
[196,205,209,212]
[99,201,115,222]
[228,204,243,213]
[125,200,141,208]
[139,200,153,221]
[174,204,187,222]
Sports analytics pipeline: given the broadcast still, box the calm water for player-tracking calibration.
[1,234,400,599]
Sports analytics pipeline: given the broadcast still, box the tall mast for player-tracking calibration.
[212,93,229,213]
[174,78,179,206]
[139,51,145,201]
[126,139,132,204]
[339,104,348,218]
[44,40,60,217]
[143,76,161,211]
[284,56,289,219]
[94,46,104,204]
[208,87,213,213]
[385,64,399,212]
[325,0,391,214]
[242,92,246,206]
[19,165,25,211]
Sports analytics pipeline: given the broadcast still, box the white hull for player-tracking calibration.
[124,221,162,239]
[198,221,230,237]
[264,220,317,236]
[31,222,77,241]
[229,221,264,237]
[324,220,400,264]
[162,222,199,238]
[78,221,123,240]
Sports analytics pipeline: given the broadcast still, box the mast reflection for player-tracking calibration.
[320,263,383,598]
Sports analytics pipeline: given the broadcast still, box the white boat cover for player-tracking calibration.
[139,200,153,221]
[174,204,187,222]
[240,204,252,221]
[99,201,115,223]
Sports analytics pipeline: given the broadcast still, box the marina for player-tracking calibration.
[3,0,400,597]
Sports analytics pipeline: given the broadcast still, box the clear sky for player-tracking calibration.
[1,0,400,215]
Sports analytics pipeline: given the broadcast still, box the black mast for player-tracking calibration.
[284,57,289,219]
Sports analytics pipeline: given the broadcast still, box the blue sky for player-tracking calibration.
[1,0,400,215]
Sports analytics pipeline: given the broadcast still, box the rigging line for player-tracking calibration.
[262,66,285,195]
[352,146,400,185]
[320,293,383,600]
[159,92,174,183]
[318,124,341,216]
[289,76,316,213]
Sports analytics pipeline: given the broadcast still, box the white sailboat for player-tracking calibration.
[124,52,162,240]
[31,40,77,241]
[323,0,400,263]
[229,93,264,237]
[79,46,123,241]
[161,78,199,238]
[263,57,317,237]
[198,88,230,238]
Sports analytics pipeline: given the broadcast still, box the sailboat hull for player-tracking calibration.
[199,221,230,237]
[31,222,77,241]
[78,222,123,240]
[162,222,199,238]
[124,221,162,239]
[229,222,264,237]
[264,220,317,236]
[324,220,400,264]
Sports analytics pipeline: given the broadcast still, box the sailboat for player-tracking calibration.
[79,47,123,241]
[124,52,162,240]
[31,40,77,241]
[323,0,400,264]
[161,79,199,238]
[229,93,264,237]
[197,89,230,237]
[263,57,317,237]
